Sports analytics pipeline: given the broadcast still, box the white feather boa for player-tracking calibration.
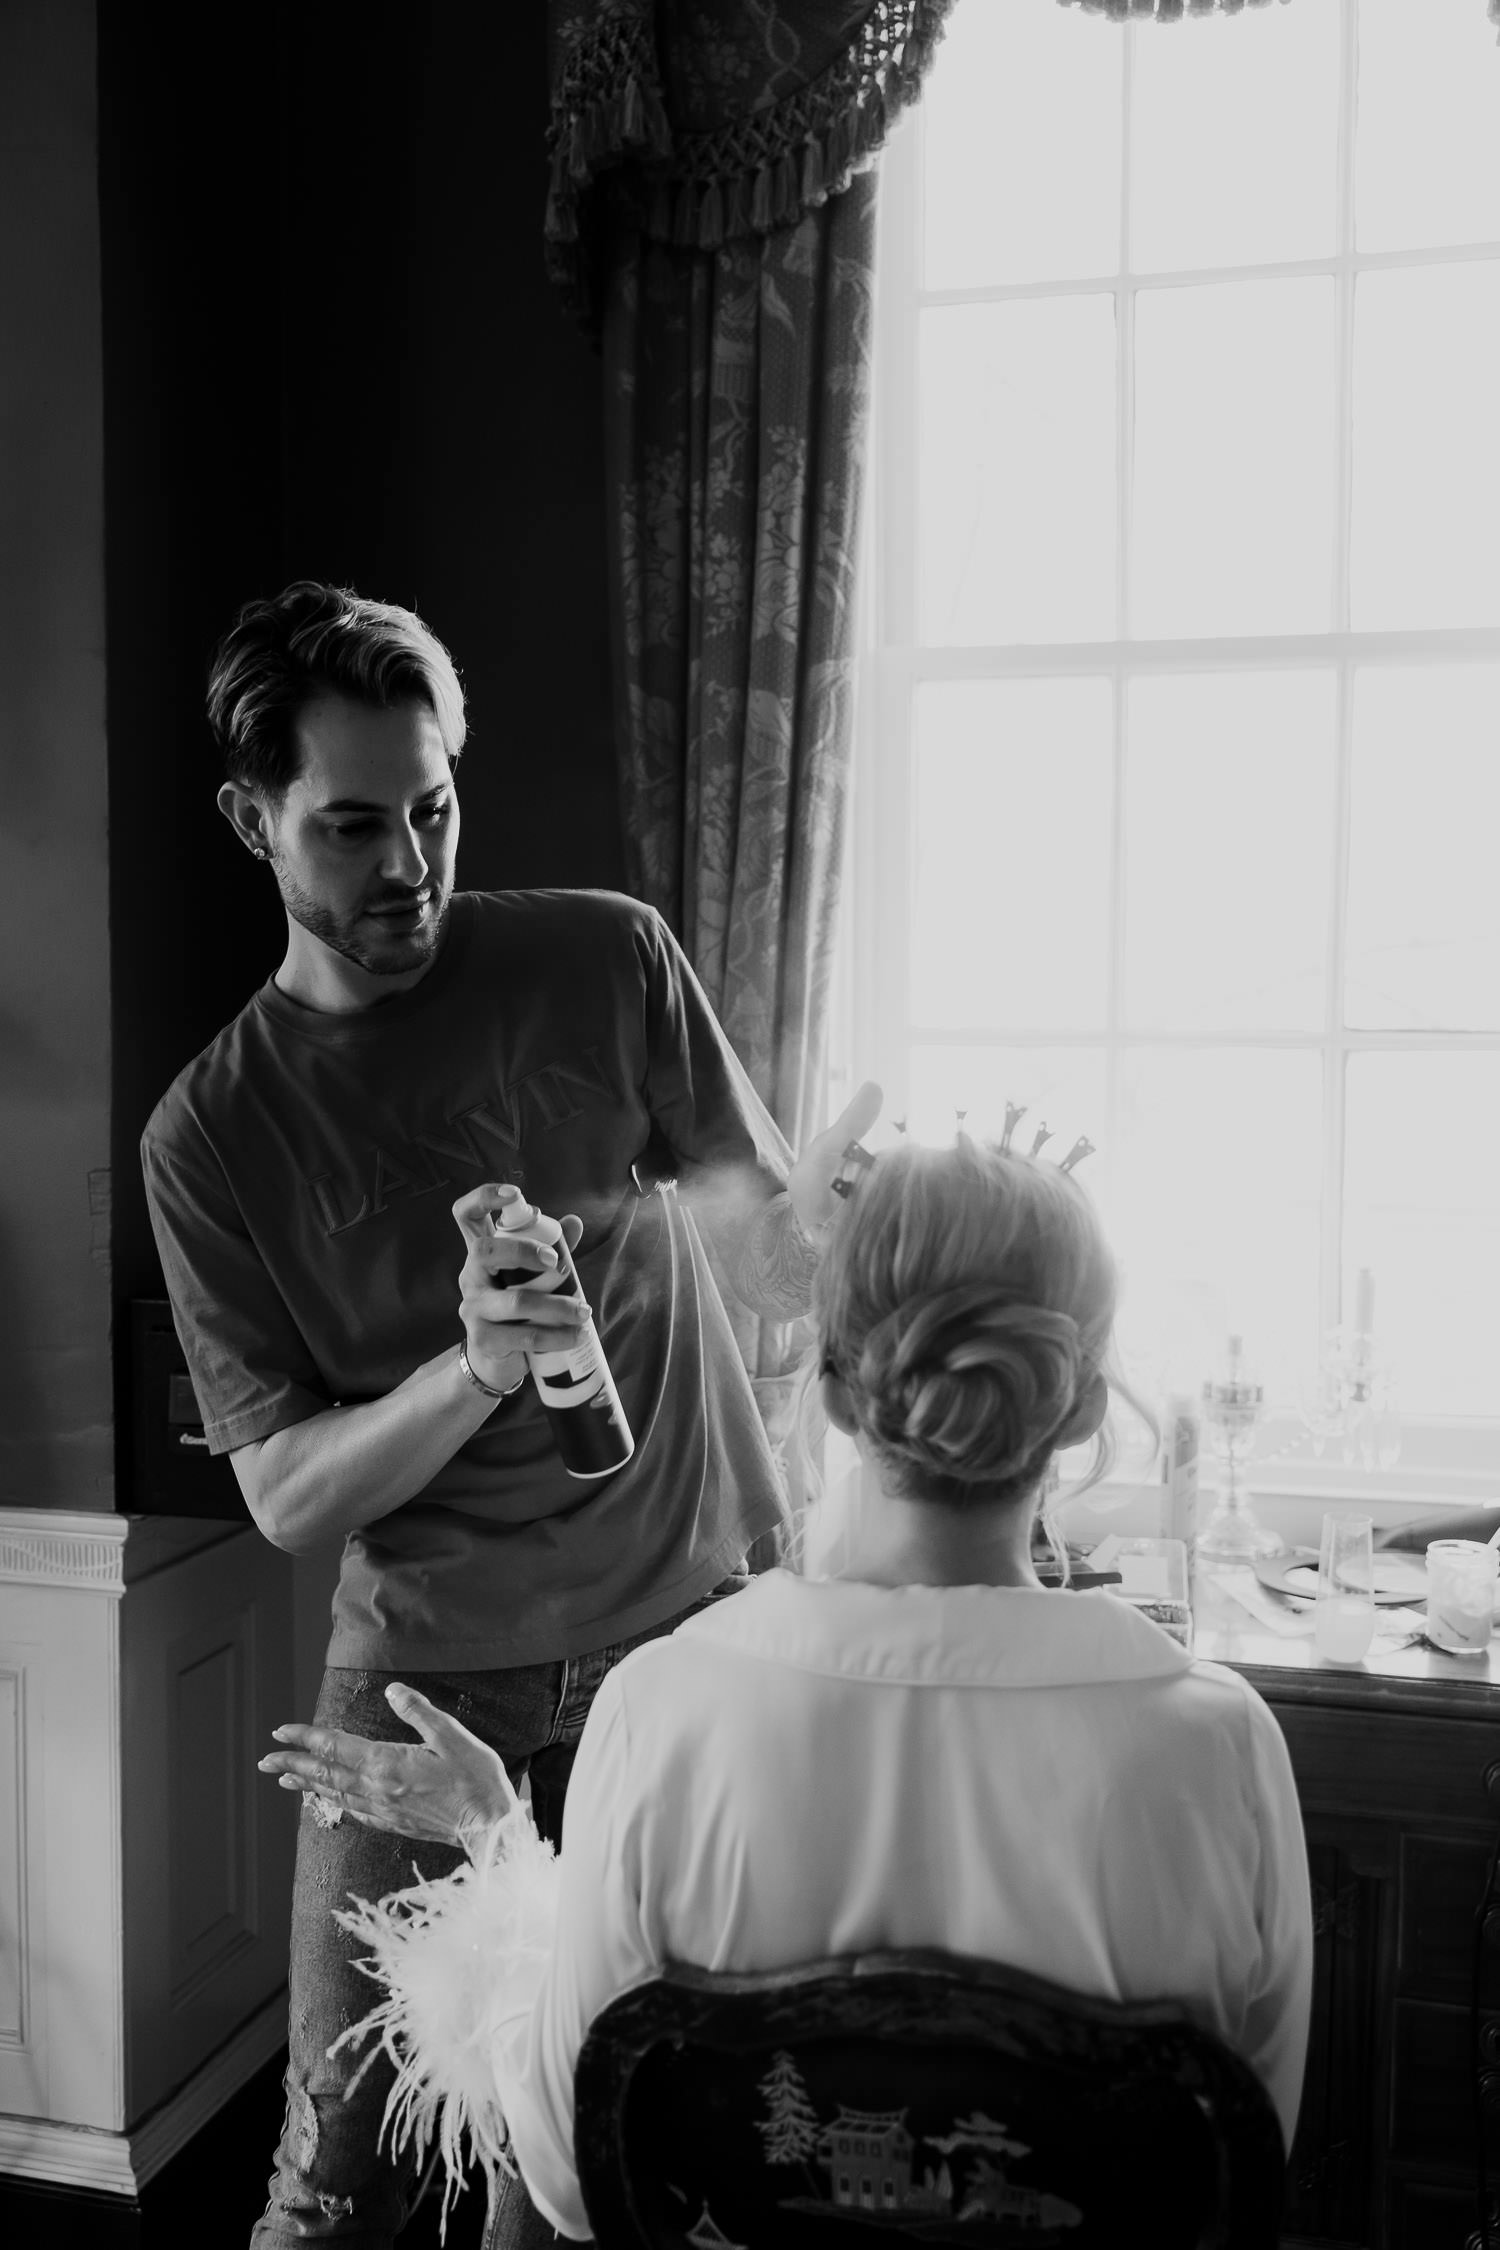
[330,1809,561,2233]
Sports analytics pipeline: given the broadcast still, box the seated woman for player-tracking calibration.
[261,1135,1313,2241]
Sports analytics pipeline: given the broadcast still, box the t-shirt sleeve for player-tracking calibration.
[509,1663,658,2240]
[633,906,818,1319]
[1239,1691,1315,2152]
[141,1107,331,1453]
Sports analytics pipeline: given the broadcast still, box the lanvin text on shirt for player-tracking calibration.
[305,1050,616,1237]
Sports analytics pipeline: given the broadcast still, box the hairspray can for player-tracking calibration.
[1161,1392,1200,1558]
[487,1210,634,1481]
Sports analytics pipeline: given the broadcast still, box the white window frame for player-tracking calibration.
[833,6,1500,1506]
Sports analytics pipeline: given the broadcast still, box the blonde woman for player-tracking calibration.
[262,1137,1313,2242]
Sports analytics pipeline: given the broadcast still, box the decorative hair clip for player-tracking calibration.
[830,1139,878,1200]
[830,1111,1097,1199]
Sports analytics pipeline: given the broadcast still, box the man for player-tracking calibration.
[141,581,876,2246]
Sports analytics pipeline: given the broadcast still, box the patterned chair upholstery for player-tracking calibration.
[573,1950,1285,2249]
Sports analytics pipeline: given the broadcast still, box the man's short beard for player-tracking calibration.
[277,869,449,978]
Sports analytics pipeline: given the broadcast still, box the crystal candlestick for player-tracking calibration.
[1196,1334,1284,1565]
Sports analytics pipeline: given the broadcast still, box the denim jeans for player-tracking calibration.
[249,1575,747,2249]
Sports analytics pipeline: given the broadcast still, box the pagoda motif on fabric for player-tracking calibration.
[746,2051,1085,2239]
[684,2203,749,2249]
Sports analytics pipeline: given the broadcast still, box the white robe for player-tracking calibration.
[498,1569,1313,2239]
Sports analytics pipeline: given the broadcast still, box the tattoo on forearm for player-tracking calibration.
[738,1193,821,1317]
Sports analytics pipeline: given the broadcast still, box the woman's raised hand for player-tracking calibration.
[258,1683,523,1858]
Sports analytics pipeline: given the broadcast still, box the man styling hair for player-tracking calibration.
[142,581,879,2249]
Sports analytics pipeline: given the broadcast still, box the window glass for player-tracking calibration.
[1345,666,1500,1030]
[919,297,1117,646]
[1350,262,1500,631]
[1132,278,1335,639]
[1356,0,1500,254]
[1344,1053,1500,1416]
[1110,1048,1325,1399]
[911,681,1114,1032]
[922,1,1122,290]
[1124,672,1336,1031]
[1131,1,1340,273]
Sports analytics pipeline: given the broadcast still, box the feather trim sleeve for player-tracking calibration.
[330,1810,562,2235]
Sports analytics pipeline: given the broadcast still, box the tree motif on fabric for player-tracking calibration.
[756,2049,821,2167]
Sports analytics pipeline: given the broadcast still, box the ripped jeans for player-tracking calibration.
[250,1577,747,2249]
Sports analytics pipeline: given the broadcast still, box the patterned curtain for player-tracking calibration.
[544,1,952,1436]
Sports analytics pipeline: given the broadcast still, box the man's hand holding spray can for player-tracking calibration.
[486,1198,635,1481]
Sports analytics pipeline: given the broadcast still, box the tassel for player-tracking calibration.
[699,178,724,245]
[800,137,826,207]
[330,1812,561,2239]
[773,151,798,226]
[750,162,776,232]
[620,71,645,143]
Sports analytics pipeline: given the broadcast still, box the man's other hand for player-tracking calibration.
[788,1080,883,1243]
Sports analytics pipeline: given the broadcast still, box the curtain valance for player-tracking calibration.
[545,0,953,324]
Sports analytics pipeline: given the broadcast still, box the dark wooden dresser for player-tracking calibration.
[1194,1596,1500,2249]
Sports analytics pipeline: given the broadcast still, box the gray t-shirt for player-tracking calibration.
[141,889,792,1668]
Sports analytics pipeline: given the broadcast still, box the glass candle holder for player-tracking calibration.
[1424,1539,1498,1657]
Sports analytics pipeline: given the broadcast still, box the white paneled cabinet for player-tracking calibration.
[0,1511,340,2196]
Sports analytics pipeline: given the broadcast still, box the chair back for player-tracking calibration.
[574,1949,1285,2249]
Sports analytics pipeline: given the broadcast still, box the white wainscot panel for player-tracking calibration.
[123,1528,297,2122]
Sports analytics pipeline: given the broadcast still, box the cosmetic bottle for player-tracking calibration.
[487,1210,634,1480]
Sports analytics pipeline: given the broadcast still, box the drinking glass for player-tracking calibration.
[1424,1539,1498,1657]
[1315,1513,1376,1664]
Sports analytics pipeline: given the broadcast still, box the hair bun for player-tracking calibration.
[856,1286,1084,1491]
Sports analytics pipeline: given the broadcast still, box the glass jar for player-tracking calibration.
[1425,1539,1498,1656]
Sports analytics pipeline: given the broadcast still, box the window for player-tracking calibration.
[840,0,1500,1490]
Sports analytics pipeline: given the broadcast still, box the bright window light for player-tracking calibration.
[851,0,1500,1466]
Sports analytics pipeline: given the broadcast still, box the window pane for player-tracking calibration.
[919,298,1116,645]
[1110,1049,1324,1405]
[1345,667,1500,1030]
[1344,1054,1500,1418]
[906,1046,1109,1156]
[1350,262,1500,631]
[1131,3,1340,273]
[911,681,1114,1031]
[1132,279,1335,639]
[1124,673,1336,1032]
[1357,0,1500,254]
[922,1,1121,290]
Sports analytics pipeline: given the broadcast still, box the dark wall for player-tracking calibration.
[101,4,621,1383]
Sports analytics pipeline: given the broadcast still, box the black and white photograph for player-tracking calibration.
[2,2,1499,2246]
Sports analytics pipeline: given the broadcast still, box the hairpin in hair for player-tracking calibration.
[1000,1101,1027,1153]
[830,1139,878,1200]
[1029,1121,1054,1157]
[1058,1135,1096,1175]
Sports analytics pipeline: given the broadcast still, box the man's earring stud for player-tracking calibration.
[251,846,268,861]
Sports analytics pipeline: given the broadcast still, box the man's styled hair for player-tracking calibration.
[207,581,467,799]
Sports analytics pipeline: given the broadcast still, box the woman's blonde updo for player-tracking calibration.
[816,1137,1118,1508]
